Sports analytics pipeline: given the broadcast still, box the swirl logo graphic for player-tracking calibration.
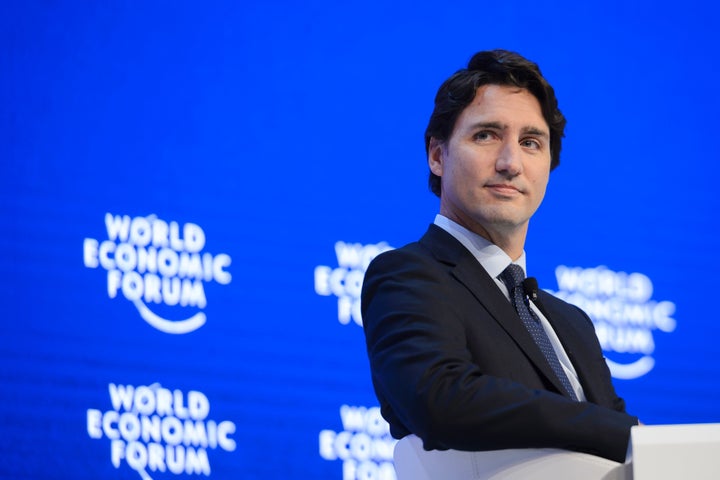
[83,213,232,334]
[549,265,677,379]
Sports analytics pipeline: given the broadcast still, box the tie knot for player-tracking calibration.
[500,263,525,289]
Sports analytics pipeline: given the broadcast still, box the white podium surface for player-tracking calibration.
[393,434,629,480]
[631,423,720,480]
[393,424,720,480]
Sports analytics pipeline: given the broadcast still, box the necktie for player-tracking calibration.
[499,264,578,401]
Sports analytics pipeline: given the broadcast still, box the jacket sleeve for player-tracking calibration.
[361,248,638,463]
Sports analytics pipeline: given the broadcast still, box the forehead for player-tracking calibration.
[454,84,548,132]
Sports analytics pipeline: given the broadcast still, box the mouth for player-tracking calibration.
[485,183,522,196]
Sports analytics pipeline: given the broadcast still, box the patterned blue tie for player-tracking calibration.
[500,264,578,401]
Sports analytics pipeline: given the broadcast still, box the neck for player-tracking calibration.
[478,227,526,261]
[439,211,528,260]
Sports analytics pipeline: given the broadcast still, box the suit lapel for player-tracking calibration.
[420,225,572,397]
[537,292,604,403]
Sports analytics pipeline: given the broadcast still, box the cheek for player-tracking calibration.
[445,160,477,194]
[447,149,486,181]
[530,169,550,199]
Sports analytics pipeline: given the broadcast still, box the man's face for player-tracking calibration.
[429,84,551,244]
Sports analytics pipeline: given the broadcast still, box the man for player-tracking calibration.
[361,49,638,463]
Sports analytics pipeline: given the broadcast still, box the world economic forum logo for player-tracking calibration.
[314,241,393,326]
[549,265,677,380]
[87,382,237,480]
[83,213,232,334]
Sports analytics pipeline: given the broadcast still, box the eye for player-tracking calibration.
[520,138,542,150]
[472,130,495,142]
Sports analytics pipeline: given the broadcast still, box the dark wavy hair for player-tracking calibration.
[425,49,566,197]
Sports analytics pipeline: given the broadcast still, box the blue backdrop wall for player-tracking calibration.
[2,1,719,478]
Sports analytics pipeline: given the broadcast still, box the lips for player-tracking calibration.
[486,183,522,195]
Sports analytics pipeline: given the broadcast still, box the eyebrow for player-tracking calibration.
[521,126,550,139]
[469,121,549,139]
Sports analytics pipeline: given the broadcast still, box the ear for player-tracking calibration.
[428,137,445,177]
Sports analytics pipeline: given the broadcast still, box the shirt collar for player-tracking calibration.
[433,214,527,279]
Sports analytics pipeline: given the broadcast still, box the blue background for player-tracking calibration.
[2,1,719,478]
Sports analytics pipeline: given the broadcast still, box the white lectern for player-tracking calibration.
[631,423,720,480]
[393,423,720,480]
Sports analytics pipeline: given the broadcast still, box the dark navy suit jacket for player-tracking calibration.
[361,225,638,463]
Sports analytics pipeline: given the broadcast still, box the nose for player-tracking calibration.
[495,140,522,176]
